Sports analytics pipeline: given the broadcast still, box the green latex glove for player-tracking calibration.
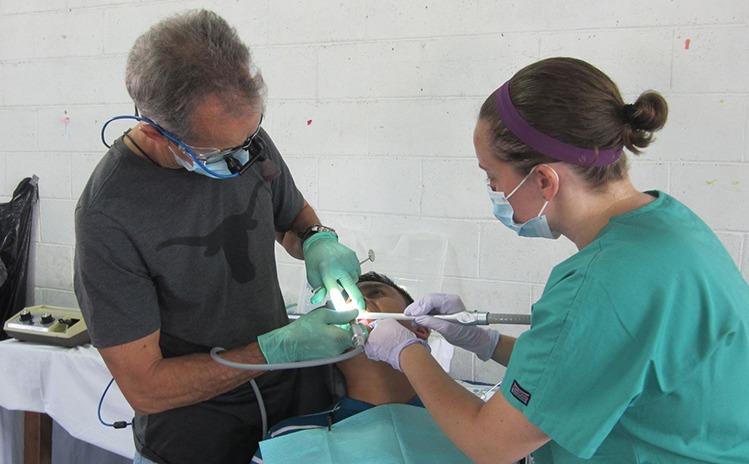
[257,308,362,364]
[303,232,365,310]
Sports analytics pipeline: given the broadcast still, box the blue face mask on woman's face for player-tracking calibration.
[487,165,560,239]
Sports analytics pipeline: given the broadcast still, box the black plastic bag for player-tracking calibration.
[0,175,39,340]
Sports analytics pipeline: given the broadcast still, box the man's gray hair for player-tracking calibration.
[125,9,265,140]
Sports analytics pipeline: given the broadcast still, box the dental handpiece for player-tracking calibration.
[356,311,531,326]
[348,319,367,348]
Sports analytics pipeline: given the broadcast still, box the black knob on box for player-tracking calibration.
[19,310,33,322]
[41,313,55,324]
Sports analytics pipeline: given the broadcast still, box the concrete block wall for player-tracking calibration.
[1,0,747,383]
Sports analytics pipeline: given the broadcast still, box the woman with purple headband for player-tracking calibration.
[365,57,749,463]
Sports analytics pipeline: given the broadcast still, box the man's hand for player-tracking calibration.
[257,308,359,364]
[303,232,365,310]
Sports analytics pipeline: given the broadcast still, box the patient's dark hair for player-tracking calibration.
[357,272,414,305]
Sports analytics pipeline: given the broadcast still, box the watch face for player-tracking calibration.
[299,224,337,240]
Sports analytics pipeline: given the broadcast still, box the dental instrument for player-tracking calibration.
[356,310,531,326]
[348,318,367,348]
[360,249,375,265]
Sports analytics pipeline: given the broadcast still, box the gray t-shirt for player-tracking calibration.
[74,129,305,464]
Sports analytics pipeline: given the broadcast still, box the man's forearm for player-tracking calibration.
[100,337,269,415]
[276,201,320,259]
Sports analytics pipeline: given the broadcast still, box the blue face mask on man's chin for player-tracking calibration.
[487,165,561,239]
[170,147,250,179]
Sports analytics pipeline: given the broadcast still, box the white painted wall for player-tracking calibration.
[1,0,747,382]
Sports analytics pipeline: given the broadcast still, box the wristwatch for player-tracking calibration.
[298,224,337,242]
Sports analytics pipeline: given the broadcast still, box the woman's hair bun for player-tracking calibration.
[622,91,668,153]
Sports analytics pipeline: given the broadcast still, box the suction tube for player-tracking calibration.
[210,345,364,370]
[347,310,531,326]
[485,313,531,325]
[209,322,366,439]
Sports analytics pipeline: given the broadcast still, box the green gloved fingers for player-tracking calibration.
[311,286,328,305]
[303,232,364,309]
[336,272,366,312]
[257,308,360,364]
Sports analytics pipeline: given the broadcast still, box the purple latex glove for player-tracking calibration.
[405,293,500,361]
[364,319,430,371]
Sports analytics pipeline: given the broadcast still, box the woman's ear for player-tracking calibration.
[535,164,560,201]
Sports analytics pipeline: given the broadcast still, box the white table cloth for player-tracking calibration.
[0,339,135,459]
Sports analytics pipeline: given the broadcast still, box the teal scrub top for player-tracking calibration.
[501,191,749,463]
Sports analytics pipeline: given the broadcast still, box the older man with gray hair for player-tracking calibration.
[74,9,364,464]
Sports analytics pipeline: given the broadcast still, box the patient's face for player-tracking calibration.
[357,281,428,339]
[358,281,409,314]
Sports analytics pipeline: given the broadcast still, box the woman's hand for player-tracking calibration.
[406,293,500,361]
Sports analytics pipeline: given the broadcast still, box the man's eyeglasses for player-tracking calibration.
[101,112,269,179]
[180,114,265,165]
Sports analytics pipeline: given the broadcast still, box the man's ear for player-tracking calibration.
[139,124,171,146]
[414,326,430,340]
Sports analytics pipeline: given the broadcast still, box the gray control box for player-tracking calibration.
[4,305,90,347]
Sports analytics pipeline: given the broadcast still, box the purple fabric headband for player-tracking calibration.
[495,81,623,167]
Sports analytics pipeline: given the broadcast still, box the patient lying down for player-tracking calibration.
[251,272,430,463]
